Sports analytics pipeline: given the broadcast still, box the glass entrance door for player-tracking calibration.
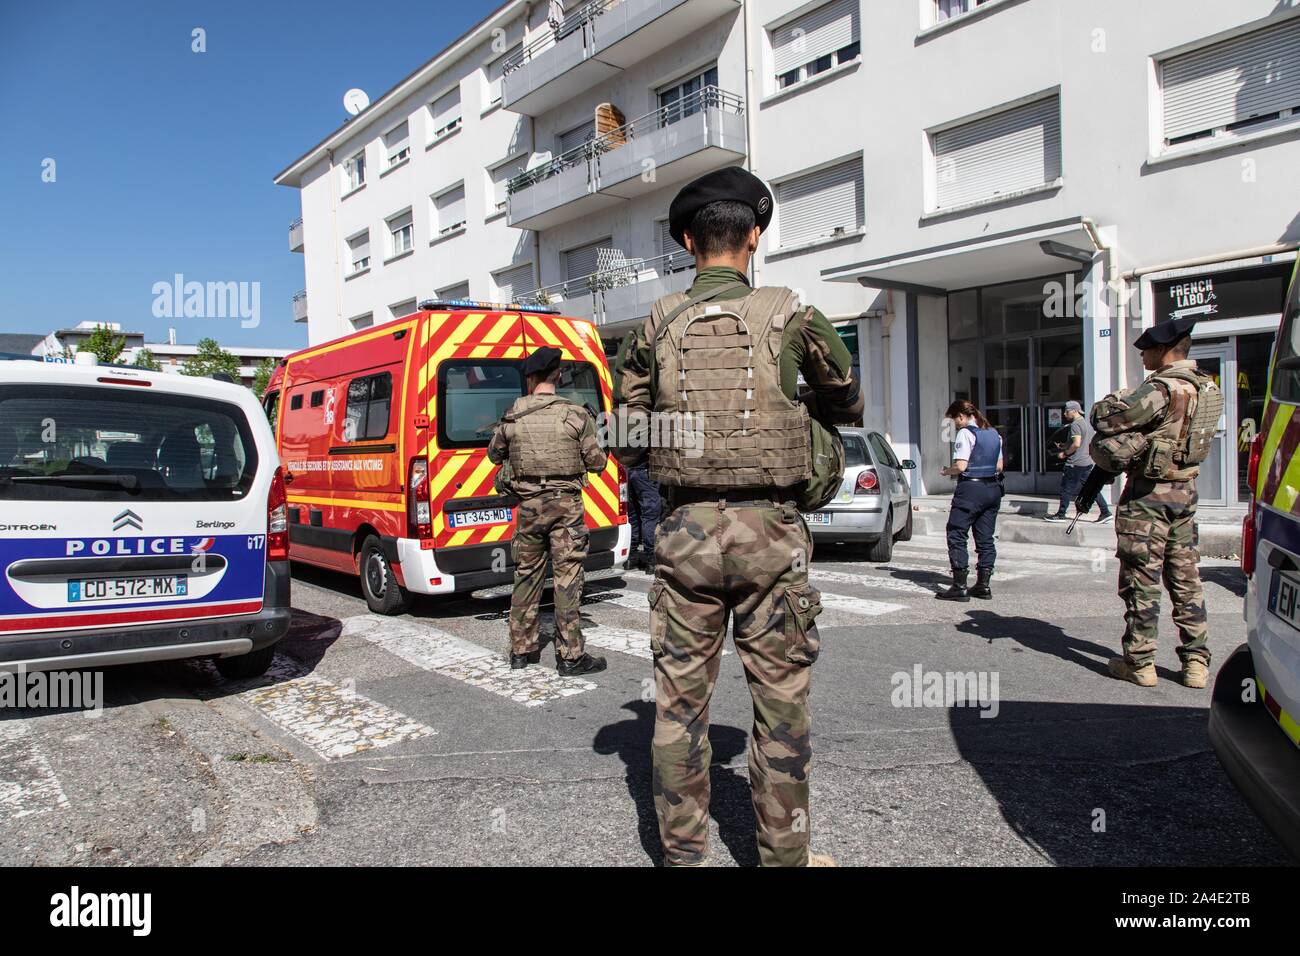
[1189,343,1233,507]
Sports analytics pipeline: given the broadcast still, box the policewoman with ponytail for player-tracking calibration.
[937,400,1004,602]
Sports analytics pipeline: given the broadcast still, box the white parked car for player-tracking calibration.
[803,427,915,562]
[0,357,290,678]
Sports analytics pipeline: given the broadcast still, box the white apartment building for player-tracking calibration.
[278,0,1300,507]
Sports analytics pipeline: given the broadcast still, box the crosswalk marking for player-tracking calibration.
[0,721,69,820]
[233,656,435,760]
[810,568,940,596]
[537,611,731,660]
[585,582,904,624]
[343,615,596,706]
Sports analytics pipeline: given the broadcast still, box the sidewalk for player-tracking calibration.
[911,493,1245,559]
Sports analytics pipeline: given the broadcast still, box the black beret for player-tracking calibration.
[668,166,773,248]
[522,345,562,378]
[1133,316,1197,350]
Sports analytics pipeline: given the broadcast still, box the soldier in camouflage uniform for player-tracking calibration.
[488,346,609,676]
[1081,316,1212,689]
[620,168,863,866]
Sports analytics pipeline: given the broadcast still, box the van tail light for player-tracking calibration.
[267,466,289,562]
[1247,432,1263,493]
[1242,497,1258,577]
[616,460,628,518]
[855,470,880,494]
[409,457,432,540]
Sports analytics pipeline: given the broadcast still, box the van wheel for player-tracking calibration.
[215,645,276,680]
[866,524,893,562]
[359,535,411,615]
[895,506,914,542]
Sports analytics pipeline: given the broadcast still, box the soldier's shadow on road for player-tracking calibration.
[955,610,1113,678]
[593,701,760,867]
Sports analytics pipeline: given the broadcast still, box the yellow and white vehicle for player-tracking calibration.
[1215,258,1300,859]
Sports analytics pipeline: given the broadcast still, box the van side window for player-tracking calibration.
[1272,268,1300,404]
[290,394,303,410]
[439,361,524,447]
[344,372,393,442]
[310,390,325,408]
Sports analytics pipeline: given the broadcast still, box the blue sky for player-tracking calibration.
[0,0,496,348]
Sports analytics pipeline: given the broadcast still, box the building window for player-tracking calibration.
[347,231,370,274]
[488,156,526,214]
[933,0,995,25]
[558,120,595,155]
[428,87,462,143]
[385,121,411,168]
[1159,17,1300,150]
[775,157,864,248]
[930,94,1061,212]
[344,372,392,442]
[492,263,534,302]
[437,281,470,301]
[483,45,519,108]
[657,65,719,124]
[343,150,365,192]
[351,313,374,330]
[771,0,860,90]
[657,219,693,273]
[432,183,466,236]
[387,209,414,257]
[562,239,609,295]
[390,298,417,320]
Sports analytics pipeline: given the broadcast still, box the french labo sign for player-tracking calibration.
[1152,263,1291,325]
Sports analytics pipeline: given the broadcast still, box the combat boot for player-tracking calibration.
[969,568,993,600]
[1181,658,1209,689]
[510,650,540,670]
[557,652,607,676]
[935,568,970,602]
[806,853,839,867]
[1107,657,1157,687]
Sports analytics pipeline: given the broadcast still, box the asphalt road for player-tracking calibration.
[0,530,1292,866]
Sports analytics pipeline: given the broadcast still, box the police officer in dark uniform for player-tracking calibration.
[937,399,1004,602]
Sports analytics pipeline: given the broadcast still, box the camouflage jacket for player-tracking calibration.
[487,393,608,498]
[618,266,864,468]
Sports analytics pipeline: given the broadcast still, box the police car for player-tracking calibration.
[1214,259,1300,859]
[0,355,290,677]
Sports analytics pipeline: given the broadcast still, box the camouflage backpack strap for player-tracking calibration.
[649,281,748,395]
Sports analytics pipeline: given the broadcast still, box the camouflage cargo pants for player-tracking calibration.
[1115,476,1210,667]
[649,500,823,867]
[510,490,589,661]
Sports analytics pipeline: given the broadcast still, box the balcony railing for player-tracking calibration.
[292,289,307,323]
[508,86,743,198]
[289,217,304,253]
[518,249,694,306]
[503,0,616,76]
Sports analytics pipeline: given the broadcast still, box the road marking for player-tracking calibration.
[0,721,69,820]
[343,615,596,706]
[232,656,435,761]
[810,568,942,596]
[537,611,730,661]
[587,582,904,624]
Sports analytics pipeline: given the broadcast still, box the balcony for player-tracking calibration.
[503,0,741,116]
[292,290,307,323]
[518,249,696,332]
[289,217,304,253]
[507,86,745,231]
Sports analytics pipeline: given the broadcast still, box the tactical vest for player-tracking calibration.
[1145,365,1222,481]
[505,395,584,477]
[648,286,812,489]
[961,426,1001,478]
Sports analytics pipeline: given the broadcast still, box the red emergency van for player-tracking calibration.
[263,300,630,613]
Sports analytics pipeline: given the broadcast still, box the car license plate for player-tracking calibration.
[804,512,833,526]
[68,575,188,603]
[448,507,513,529]
[1268,570,1300,632]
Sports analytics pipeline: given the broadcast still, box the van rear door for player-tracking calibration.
[0,381,268,635]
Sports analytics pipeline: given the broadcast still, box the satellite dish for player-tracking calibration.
[343,88,370,116]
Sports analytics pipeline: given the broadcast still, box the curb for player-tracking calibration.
[912,510,1242,559]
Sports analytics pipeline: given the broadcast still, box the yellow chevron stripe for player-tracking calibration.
[588,469,620,514]
[526,316,567,349]
[482,523,510,543]
[447,528,474,548]
[1261,403,1294,501]
[427,451,472,504]
[450,455,497,500]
